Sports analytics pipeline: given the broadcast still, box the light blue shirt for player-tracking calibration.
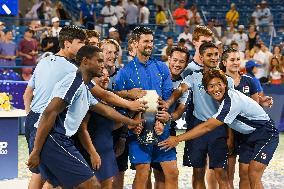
[181,60,203,78]
[212,89,270,134]
[28,55,78,113]
[172,76,188,105]
[35,72,98,137]
[182,70,234,121]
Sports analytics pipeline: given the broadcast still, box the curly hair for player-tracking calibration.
[192,25,214,42]
[202,69,228,92]
[59,25,87,49]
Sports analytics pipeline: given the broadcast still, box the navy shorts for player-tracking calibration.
[183,117,228,169]
[25,111,41,174]
[38,133,95,188]
[239,120,279,165]
[128,128,176,165]
[231,130,246,156]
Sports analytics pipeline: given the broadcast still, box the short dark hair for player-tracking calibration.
[170,46,190,63]
[59,25,87,49]
[199,41,218,55]
[202,69,228,92]
[4,30,13,34]
[132,26,153,41]
[167,36,173,40]
[75,45,102,66]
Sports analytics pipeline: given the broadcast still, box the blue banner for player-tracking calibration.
[0,118,18,179]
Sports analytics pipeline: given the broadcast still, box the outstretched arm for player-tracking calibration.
[90,84,146,112]
[158,118,223,151]
[90,103,143,126]
[159,83,189,110]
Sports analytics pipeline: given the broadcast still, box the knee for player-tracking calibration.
[164,167,179,180]
[214,168,228,182]
[193,168,205,180]
[239,168,249,180]
[135,165,150,180]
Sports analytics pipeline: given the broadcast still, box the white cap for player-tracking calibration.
[52,17,60,23]
[238,25,245,29]
[105,0,111,2]
[109,27,117,33]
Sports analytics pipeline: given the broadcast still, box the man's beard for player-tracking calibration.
[141,49,152,57]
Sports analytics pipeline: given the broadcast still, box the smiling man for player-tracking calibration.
[159,69,279,189]
[160,42,233,189]
[114,26,178,189]
[27,45,143,189]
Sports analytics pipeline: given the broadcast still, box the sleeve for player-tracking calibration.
[18,40,23,52]
[86,79,96,89]
[173,9,178,17]
[28,73,35,88]
[161,64,173,100]
[248,77,258,95]
[178,89,189,105]
[114,68,127,91]
[212,93,241,124]
[101,7,106,15]
[181,74,193,89]
[52,72,82,105]
[227,76,235,89]
[253,77,263,92]
[88,91,99,106]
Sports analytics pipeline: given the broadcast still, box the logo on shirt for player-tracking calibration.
[0,142,8,155]
[243,86,250,93]
[198,84,204,91]
[260,152,267,160]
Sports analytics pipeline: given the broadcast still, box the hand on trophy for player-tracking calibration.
[158,97,169,111]
[154,120,164,135]
[133,124,144,135]
[129,112,144,135]
[127,88,147,100]
[156,110,171,123]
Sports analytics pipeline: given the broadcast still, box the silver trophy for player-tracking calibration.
[136,90,159,145]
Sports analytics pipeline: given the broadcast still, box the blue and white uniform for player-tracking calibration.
[213,89,279,165]
[25,55,80,173]
[34,72,99,188]
[114,56,176,165]
[182,60,203,78]
[234,74,258,97]
[246,72,263,93]
[232,74,258,155]
[169,76,188,136]
[182,69,234,169]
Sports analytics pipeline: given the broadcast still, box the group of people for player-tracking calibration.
[24,24,279,189]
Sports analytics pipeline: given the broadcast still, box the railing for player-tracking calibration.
[0,17,73,27]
